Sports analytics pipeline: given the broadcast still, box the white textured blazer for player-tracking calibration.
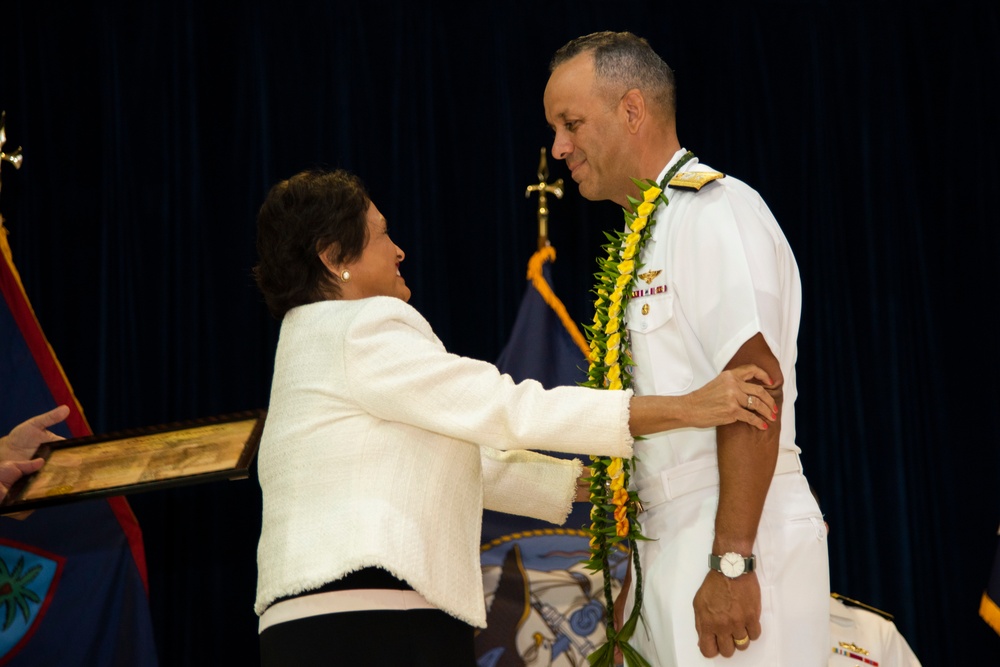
[254,297,634,628]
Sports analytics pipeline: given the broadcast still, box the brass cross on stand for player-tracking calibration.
[524,147,563,250]
[0,111,24,202]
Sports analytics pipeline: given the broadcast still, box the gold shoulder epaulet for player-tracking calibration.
[831,592,894,621]
[667,170,725,191]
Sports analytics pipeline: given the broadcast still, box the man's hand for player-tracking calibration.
[0,405,70,500]
[693,570,762,657]
[574,466,593,502]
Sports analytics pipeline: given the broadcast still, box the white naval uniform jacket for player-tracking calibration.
[829,596,922,666]
[254,296,634,628]
[625,149,803,479]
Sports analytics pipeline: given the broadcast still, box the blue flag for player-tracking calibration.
[478,246,627,667]
[0,221,158,665]
[981,526,1000,637]
[495,247,589,391]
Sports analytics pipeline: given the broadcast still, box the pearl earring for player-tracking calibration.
[341,270,351,282]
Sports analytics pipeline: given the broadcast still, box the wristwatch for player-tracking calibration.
[709,552,756,578]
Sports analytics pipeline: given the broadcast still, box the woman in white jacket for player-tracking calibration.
[251,168,778,667]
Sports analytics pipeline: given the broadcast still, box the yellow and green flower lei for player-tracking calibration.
[581,151,694,667]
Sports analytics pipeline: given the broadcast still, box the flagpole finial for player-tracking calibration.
[525,147,563,250]
[1,111,25,204]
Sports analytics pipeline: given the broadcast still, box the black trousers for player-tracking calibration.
[259,568,476,667]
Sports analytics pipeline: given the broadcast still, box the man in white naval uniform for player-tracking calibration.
[544,31,830,665]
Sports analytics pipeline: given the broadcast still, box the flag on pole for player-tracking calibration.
[495,246,589,390]
[478,246,628,667]
[0,219,158,665]
[981,525,1000,636]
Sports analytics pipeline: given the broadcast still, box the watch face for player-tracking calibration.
[720,553,745,578]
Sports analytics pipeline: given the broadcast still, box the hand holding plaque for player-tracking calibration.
[0,410,264,514]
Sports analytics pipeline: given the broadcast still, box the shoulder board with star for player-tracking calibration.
[667,170,725,191]
[831,592,894,621]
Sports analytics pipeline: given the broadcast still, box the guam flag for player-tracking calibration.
[478,246,629,667]
[0,219,157,665]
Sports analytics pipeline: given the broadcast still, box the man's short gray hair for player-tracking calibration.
[550,31,676,120]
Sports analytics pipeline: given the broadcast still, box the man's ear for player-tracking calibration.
[621,89,646,133]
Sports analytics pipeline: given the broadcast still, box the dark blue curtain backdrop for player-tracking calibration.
[1,1,997,663]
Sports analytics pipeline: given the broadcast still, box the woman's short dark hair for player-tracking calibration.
[253,168,370,319]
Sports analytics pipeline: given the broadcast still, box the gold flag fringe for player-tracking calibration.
[525,245,589,358]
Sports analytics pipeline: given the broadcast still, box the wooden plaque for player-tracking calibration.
[0,410,265,514]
